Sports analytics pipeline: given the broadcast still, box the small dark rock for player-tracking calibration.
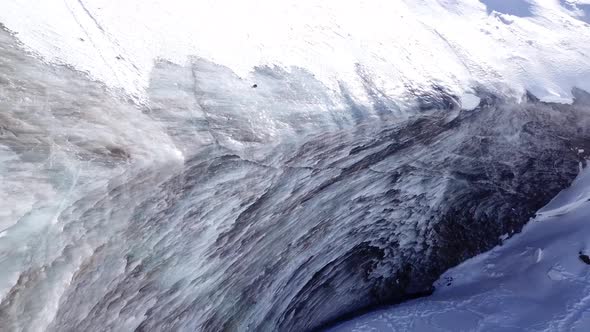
[79,38,85,42]
[579,254,590,265]
[115,55,123,60]
[107,146,130,159]
[251,84,258,88]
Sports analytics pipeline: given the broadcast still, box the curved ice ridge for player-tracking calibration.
[1,27,590,331]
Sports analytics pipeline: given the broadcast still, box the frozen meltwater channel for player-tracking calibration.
[2,4,590,332]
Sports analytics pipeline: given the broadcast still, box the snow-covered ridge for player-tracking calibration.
[2,0,590,104]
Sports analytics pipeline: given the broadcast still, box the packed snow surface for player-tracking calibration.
[330,167,590,332]
[2,0,590,104]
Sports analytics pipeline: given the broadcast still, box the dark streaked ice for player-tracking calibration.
[1,27,590,331]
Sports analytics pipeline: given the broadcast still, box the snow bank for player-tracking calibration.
[1,0,590,103]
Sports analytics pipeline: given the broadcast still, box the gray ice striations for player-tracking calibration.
[1,27,590,331]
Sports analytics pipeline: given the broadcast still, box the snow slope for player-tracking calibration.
[2,0,590,104]
[330,166,590,332]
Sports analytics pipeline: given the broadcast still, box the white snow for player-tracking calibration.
[330,166,590,332]
[459,93,481,110]
[2,0,590,103]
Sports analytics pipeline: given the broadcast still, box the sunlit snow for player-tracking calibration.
[2,0,590,103]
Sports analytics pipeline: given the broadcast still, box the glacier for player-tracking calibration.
[2,1,590,331]
[330,166,590,332]
[3,0,590,103]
